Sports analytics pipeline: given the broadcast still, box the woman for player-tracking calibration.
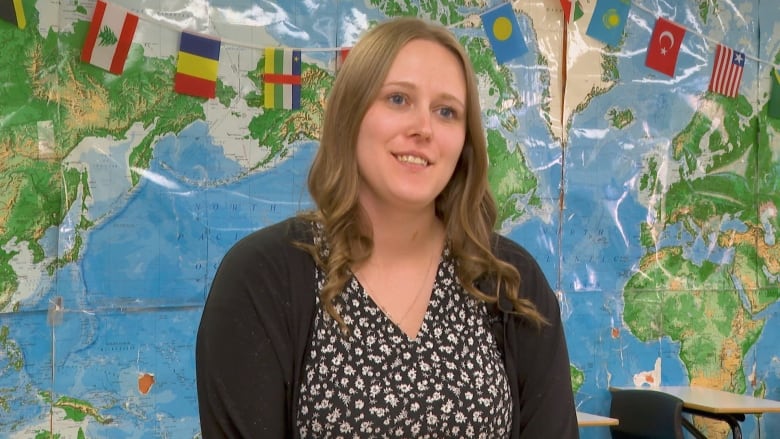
[196,16,578,438]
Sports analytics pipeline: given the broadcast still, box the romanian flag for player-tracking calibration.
[585,0,631,47]
[769,68,780,120]
[0,0,26,29]
[645,17,686,77]
[81,0,139,74]
[481,2,527,64]
[174,31,221,99]
[263,48,302,110]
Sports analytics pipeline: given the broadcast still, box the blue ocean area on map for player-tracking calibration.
[1,122,317,436]
[80,121,314,307]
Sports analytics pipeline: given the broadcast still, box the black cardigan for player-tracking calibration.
[196,218,579,438]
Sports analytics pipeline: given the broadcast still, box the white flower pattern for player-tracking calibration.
[296,241,512,438]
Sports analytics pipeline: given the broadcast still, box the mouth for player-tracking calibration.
[394,154,429,166]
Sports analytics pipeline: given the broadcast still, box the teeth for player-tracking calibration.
[395,154,428,166]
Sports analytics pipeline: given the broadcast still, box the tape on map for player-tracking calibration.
[47,296,63,326]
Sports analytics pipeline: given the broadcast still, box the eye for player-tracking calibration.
[437,106,458,120]
[387,93,407,106]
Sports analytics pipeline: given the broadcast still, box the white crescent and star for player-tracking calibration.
[658,31,675,55]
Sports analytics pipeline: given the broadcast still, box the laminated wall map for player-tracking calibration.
[0,0,779,437]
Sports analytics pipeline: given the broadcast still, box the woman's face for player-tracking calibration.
[354,38,467,216]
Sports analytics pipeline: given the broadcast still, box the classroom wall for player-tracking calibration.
[0,0,778,437]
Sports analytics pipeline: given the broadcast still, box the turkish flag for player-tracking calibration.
[645,17,686,77]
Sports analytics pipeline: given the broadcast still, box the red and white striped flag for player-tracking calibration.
[708,43,745,98]
[81,0,138,74]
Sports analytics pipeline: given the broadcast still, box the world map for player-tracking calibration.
[1,0,779,438]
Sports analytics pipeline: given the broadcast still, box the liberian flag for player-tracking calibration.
[81,0,138,74]
[174,31,221,99]
[263,48,301,110]
[708,43,744,98]
[0,0,26,29]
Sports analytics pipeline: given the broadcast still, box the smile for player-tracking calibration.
[394,154,429,166]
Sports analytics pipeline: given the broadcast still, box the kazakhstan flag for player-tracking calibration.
[586,0,632,47]
[481,3,527,64]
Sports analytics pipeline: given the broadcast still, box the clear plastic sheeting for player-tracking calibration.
[0,1,778,438]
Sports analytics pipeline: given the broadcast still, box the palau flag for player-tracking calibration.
[481,3,527,65]
[586,0,632,47]
[0,0,26,29]
[769,67,780,119]
[174,31,221,99]
[263,48,302,110]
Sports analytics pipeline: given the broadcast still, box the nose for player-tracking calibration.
[410,107,433,141]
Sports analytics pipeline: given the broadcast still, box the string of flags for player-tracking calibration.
[482,0,778,119]
[0,0,779,117]
[485,0,778,117]
[573,0,779,117]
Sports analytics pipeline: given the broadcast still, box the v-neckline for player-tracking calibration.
[357,260,440,341]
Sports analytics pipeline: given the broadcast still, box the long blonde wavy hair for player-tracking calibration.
[299,16,545,329]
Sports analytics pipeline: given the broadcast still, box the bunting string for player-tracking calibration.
[630,0,779,70]
[133,8,341,52]
[96,1,780,70]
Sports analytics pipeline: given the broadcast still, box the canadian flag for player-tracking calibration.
[81,0,138,74]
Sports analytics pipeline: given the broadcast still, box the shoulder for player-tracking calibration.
[223,217,314,262]
[490,233,546,282]
[490,233,559,314]
[491,234,538,267]
[213,217,316,293]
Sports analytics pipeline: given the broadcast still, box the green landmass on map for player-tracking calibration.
[368,0,463,24]
[571,365,585,393]
[0,11,232,311]
[624,246,763,391]
[607,107,633,129]
[626,89,780,393]
[487,130,541,224]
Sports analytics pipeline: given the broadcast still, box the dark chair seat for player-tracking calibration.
[609,388,706,439]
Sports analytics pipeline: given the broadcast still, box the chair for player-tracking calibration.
[609,388,706,439]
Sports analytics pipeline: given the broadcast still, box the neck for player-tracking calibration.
[362,205,444,260]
